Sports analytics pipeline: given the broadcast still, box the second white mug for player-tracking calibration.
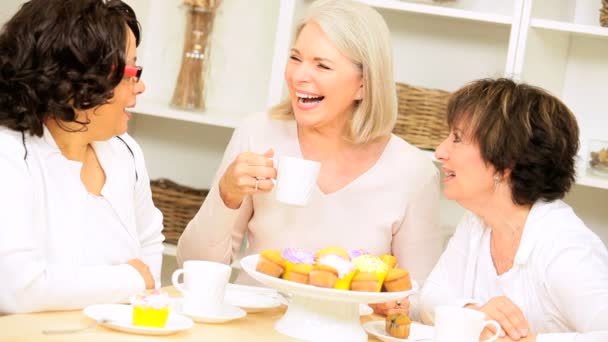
[171,260,231,316]
[433,305,502,342]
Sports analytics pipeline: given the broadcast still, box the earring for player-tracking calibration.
[494,175,501,190]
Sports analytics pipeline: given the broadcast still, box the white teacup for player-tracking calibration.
[433,306,502,342]
[171,260,231,316]
[274,155,321,206]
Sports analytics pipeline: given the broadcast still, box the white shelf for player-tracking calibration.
[132,100,244,129]
[530,18,608,39]
[356,0,512,25]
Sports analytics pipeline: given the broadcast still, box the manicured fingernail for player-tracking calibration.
[512,332,521,340]
[500,331,506,337]
[520,329,528,337]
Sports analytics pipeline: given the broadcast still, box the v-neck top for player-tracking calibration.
[178,112,443,286]
[0,125,164,314]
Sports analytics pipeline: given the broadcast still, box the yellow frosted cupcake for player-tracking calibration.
[131,290,171,328]
[380,254,398,269]
[256,250,286,277]
[316,246,350,261]
[352,255,389,292]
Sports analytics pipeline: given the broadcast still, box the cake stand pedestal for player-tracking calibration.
[240,254,418,342]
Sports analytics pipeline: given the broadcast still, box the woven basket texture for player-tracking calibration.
[601,0,608,27]
[150,178,208,244]
[394,82,451,150]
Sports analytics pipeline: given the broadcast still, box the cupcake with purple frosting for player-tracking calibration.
[281,248,315,284]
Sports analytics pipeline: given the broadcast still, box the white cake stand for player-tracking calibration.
[240,254,418,342]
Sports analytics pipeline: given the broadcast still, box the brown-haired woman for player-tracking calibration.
[420,78,608,341]
[0,0,163,314]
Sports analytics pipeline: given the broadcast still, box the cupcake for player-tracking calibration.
[256,250,285,277]
[316,254,357,290]
[379,254,398,269]
[315,246,350,261]
[281,248,315,283]
[383,268,412,292]
[351,255,389,292]
[385,310,411,338]
[308,264,339,288]
[131,290,171,328]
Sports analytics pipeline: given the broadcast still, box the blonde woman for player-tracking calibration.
[178,0,442,315]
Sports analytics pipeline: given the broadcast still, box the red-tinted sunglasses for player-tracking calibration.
[124,65,143,82]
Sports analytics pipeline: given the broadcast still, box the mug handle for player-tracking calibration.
[171,269,188,295]
[481,320,502,342]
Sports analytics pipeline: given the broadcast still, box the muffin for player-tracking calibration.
[285,263,314,284]
[316,246,350,261]
[308,264,339,288]
[385,310,411,338]
[351,255,389,292]
[256,250,285,277]
[281,248,315,283]
[379,254,398,269]
[383,268,412,292]
[350,271,382,292]
[131,290,171,328]
[317,254,357,290]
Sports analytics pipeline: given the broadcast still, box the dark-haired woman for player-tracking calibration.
[420,78,608,341]
[0,0,163,314]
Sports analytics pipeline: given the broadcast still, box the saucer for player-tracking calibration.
[83,304,193,336]
[363,320,434,342]
[224,283,284,313]
[172,299,247,323]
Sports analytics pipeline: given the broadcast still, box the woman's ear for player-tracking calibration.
[355,84,364,101]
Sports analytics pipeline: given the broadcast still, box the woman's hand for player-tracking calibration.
[219,149,277,209]
[480,329,536,342]
[370,297,410,316]
[467,296,529,341]
[127,259,155,289]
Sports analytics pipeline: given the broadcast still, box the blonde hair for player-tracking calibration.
[269,0,396,145]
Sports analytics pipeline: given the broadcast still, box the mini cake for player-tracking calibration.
[351,255,389,292]
[308,264,339,288]
[350,271,382,292]
[131,290,171,328]
[385,311,411,339]
[256,250,285,277]
[383,268,412,292]
[315,246,350,261]
[281,248,315,283]
[379,254,398,269]
[317,254,357,290]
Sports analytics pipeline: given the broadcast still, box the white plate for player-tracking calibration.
[363,321,434,342]
[359,304,373,316]
[172,299,247,323]
[224,283,284,313]
[83,304,193,336]
[240,254,419,304]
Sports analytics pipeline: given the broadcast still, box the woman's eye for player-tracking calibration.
[452,134,461,143]
[289,55,301,62]
[318,64,330,70]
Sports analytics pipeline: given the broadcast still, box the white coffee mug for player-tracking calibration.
[171,260,231,316]
[273,155,321,206]
[433,306,502,342]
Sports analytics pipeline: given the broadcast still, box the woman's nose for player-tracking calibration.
[435,136,449,160]
[134,79,146,95]
[292,63,312,83]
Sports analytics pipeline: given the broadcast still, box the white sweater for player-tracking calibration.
[0,126,164,314]
[177,112,444,286]
[420,200,608,342]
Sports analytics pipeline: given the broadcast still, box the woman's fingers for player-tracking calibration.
[480,297,529,340]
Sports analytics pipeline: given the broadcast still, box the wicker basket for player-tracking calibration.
[393,82,451,150]
[601,0,608,27]
[150,178,209,244]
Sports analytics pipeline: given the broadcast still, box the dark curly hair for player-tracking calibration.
[0,0,141,136]
[446,78,579,206]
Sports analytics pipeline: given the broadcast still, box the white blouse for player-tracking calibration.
[0,126,164,314]
[420,200,608,342]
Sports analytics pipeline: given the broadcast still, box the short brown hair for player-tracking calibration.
[446,78,579,205]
